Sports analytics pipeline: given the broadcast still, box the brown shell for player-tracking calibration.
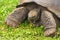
[19,0,60,11]
[19,0,60,18]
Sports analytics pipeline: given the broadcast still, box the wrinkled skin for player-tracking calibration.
[5,2,60,36]
[5,7,29,27]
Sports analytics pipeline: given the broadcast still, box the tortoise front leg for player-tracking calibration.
[5,7,29,27]
[41,10,56,36]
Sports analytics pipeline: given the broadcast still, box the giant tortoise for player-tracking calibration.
[5,0,60,36]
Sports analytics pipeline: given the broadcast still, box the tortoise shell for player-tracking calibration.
[19,0,60,11]
[19,0,60,18]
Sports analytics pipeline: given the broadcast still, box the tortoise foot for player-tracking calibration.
[44,28,56,36]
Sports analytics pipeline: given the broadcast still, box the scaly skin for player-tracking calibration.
[5,7,29,27]
[41,10,56,36]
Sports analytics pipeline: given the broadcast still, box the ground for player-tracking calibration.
[0,0,60,40]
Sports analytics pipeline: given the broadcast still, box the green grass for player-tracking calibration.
[0,0,60,40]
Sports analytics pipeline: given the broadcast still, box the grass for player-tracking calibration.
[0,0,60,40]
